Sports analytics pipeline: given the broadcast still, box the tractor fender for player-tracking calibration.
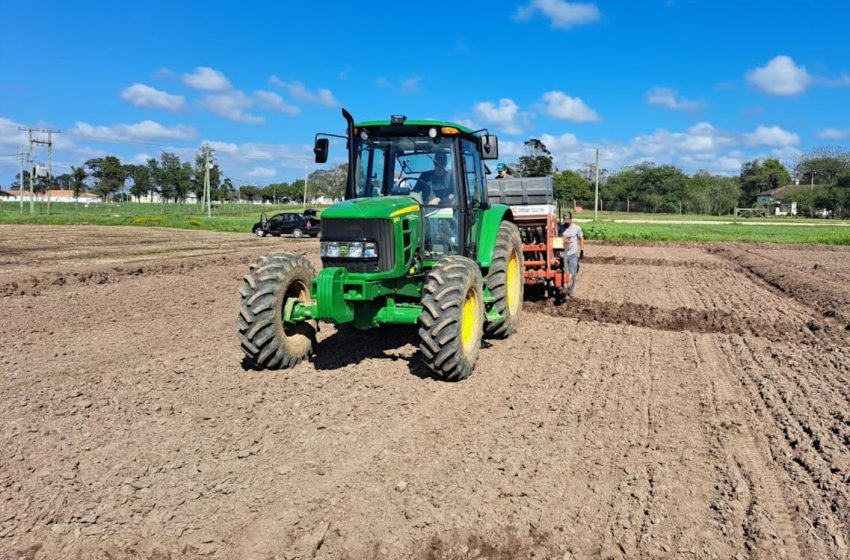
[477,204,514,269]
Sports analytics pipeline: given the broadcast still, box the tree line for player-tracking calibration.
[7,139,849,216]
[507,140,850,216]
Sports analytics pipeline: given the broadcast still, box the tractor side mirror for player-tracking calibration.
[481,135,499,160]
[313,138,329,164]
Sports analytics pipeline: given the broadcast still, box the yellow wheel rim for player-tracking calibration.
[506,250,521,315]
[460,288,479,353]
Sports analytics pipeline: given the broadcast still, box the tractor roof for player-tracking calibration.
[356,119,476,135]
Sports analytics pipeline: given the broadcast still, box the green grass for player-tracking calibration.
[2,201,849,245]
[0,201,325,233]
[582,221,850,245]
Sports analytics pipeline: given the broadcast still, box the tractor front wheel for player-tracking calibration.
[238,252,316,369]
[485,221,524,338]
[418,256,485,382]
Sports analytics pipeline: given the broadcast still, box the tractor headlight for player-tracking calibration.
[348,242,364,258]
[321,241,378,259]
[364,242,378,258]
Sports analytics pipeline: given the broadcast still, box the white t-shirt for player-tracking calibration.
[561,223,583,255]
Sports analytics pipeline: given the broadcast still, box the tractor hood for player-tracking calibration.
[320,196,420,221]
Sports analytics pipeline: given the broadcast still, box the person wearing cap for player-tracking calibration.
[560,211,584,297]
[494,162,513,179]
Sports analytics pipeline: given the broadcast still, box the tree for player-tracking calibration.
[308,163,347,201]
[220,177,236,201]
[10,169,31,191]
[126,164,152,201]
[191,148,222,202]
[146,158,161,202]
[240,185,261,202]
[552,169,591,206]
[86,156,127,201]
[158,152,182,202]
[739,158,791,204]
[518,139,555,177]
[795,147,850,185]
[71,166,87,199]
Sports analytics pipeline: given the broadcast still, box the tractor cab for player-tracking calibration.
[314,113,499,264]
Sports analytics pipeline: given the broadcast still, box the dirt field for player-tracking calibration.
[2,225,850,560]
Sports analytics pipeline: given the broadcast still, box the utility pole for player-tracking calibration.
[19,127,60,214]
[27,129,34,214]
[46,131,53,215]
[811,171,816,190]
[203,145,212,218]
[18,146,24,213]
[594,147,600,222]
[303,163,309,210]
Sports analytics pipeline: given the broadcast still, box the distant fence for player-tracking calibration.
[0,200,316,217]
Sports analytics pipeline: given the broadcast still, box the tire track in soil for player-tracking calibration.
[710,246,850,329]
[692,334,804,559]
[582,255,721,270]
[524,298,834,344]
[723,336,850,558]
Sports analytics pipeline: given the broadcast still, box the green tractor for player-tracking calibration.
[238,110,523,381]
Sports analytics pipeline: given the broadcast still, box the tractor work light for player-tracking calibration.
[428,127,438,138]
[321,241,378,259]
[360,129,369,141]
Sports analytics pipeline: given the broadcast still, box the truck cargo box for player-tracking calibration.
[486,176,554,206]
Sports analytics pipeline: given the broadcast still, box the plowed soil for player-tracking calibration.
[2,225,849,560]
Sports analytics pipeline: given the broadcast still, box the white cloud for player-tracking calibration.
[199,92,264,124]
[247,166,277,178]
[540,91,600,122]
[254,90,300,116]
[473,98,531,134]
[742,125,800,147]
[746,55,811,96]
[817,128,850,141]
[69,120,197,142]
[646,87,704,112]
[515,0,601,29]
[182,66,233,92]
[375,75,423,94]
[269,76,339,107]
[539,132,580,151]
[400,76,423,94]
[121,83,186,112]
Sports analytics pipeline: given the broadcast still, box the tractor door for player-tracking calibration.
[461,139,486,260]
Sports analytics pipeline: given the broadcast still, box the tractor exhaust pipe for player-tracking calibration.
[342,108,356,199]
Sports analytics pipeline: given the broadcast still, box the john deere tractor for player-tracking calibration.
[238,109,523,381]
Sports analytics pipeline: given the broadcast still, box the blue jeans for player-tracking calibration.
[565,253,579,296]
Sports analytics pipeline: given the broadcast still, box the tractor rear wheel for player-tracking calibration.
[238,252,316,369]
[485,221,523,338]
[418,256,484,382]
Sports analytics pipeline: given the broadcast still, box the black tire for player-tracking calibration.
[418,256,485,382]
[254,227,265,237]
[238,252,316,369]
[292,228,303,239]
[485,221,524,338]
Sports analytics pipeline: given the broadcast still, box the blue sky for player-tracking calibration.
[1,0,849,186]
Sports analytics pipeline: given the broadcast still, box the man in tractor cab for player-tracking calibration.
[561,211,585,297]
[416,151,456,205]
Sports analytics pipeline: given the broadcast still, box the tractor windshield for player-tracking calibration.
[354,135,460,257]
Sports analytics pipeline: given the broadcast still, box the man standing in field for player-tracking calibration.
[561,212,585,297]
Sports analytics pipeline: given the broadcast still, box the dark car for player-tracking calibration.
[253,212,321,238]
